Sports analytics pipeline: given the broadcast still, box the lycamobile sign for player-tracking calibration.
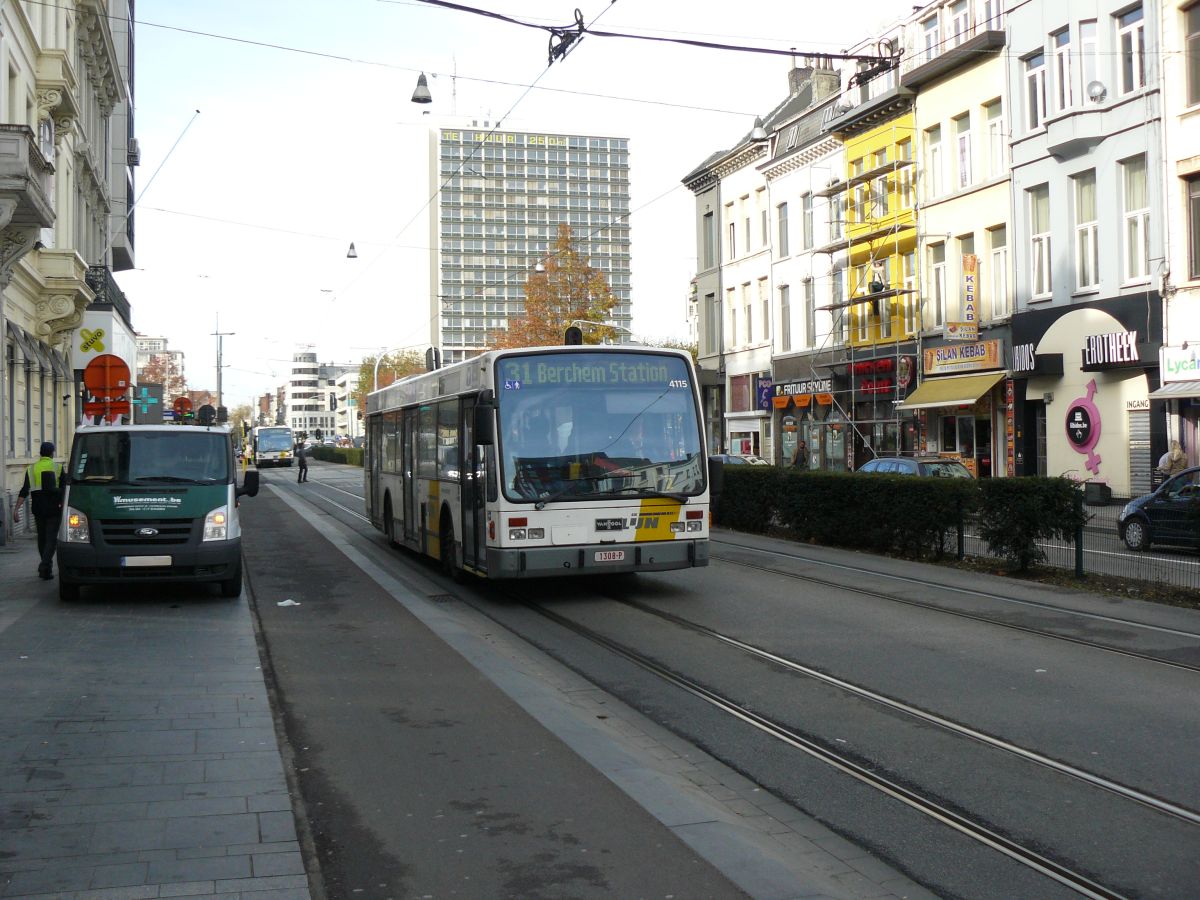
[1162,347,1200,381]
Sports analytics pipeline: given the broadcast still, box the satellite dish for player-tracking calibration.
[1086,80,1108,103]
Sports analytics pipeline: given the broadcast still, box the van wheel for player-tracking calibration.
[440,513,462,582]
[219,559,243,598]
[59,580,80,602]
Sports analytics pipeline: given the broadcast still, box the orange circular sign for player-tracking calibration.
[82,354,131,398]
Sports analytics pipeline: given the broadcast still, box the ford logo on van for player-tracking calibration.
[136,527,159,537]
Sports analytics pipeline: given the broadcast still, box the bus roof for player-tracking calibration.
[366,343,693,415]
[75,423,233,434]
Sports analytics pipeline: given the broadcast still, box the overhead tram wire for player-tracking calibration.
[330,0,623,306]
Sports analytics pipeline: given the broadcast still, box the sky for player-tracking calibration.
[118,0,915,409]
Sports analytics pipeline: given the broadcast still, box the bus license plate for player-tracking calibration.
[595,550,625,562]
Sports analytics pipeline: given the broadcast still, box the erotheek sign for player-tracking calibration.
[1081,331,1140,370]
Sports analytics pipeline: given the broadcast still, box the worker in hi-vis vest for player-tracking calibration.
[15,442,64,580]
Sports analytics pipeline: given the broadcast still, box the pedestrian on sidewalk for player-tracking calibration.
[14,441,63,580]
[296,441,308,482]
[790,439,809,470]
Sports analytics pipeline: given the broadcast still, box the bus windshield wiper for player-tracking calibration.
[614,489,691,504]
[533,476,605,510]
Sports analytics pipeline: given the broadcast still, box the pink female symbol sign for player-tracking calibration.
[1064,378,1102,475]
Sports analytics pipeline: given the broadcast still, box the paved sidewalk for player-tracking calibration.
[0,534,311,899]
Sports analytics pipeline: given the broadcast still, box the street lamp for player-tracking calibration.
[372,345,425,391]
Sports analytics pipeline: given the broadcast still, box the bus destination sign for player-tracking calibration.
[500,359,673,388]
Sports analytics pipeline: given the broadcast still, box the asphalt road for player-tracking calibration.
[241,459,1200,899]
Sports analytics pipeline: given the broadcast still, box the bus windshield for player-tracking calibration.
[70,431,231,485]
[495,351,705,503]
[256,429,293,453]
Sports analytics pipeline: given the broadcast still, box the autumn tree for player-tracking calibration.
[138,353,187,400]
[489,224,618,349]
[638,337,699,364]
[230,403,253,433]
[353,351,425,414]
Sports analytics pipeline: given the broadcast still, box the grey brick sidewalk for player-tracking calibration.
[0,534,311,899]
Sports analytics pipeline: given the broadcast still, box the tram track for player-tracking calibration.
[266,466,1198,897]
[711,540,1200,673]
[495,588,1136,900]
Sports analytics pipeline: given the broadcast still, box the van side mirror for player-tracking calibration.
[238,469,260,498]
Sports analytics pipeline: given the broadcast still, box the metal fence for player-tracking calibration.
[961,492,1200,592]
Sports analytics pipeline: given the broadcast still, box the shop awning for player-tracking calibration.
[896,371,1006,410]
[1148,380,1200,400]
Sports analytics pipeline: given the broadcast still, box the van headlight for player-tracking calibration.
[64,507,90,543]
[203,505,229,542]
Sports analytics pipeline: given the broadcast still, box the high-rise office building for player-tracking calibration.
[430,122,632,363]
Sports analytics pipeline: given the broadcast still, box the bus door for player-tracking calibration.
[459,397,486,571]
[402,409,418,543]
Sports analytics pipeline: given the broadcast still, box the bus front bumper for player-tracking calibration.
[486,539,708,578]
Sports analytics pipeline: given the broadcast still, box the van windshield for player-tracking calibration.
[70,431,231,485]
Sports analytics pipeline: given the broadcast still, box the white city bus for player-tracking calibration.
[250,425,295,468]
[364,344,713,579]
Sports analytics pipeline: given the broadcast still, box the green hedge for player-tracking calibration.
[308,446,364,466]
[976,477,1087,571]
[713,465,1082,568]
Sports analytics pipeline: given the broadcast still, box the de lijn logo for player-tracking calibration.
[1065,378,1102,476]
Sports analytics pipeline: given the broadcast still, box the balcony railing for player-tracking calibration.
[86,264,132,328]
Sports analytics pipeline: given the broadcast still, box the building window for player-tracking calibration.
[702,211,715,269]
[1079,20,1098,94]
[1030,185,1052,298]
[828,195,843,241]
[1118,6,1145,95]
[780,284,792,352]
[727,220,736,261]
[949,0,969,45]
[777,202,789,257]
[1026,52,1047,130]
[831,267,846,344]
[1073,170,1099,291]
[1122,154,1150,282]
[926,124,943,199]
[743,283,753,343]
[987,228,1008,319]
[804,279,816,348]
[930,242,947,327]
[902,251,918,333]
[1053,28,1073,111]
[898,139,914,207]
[743,205,751,253]
[1187,5,1200,107]
[757,188,768,247]
[705,293,719,355]
[727,288,737,346]
[759,278,770,341]
[802,192,814,249]
[984,100,1005,178]
[1189,177,1200,279]
[954,113,972,189]
[982,0,1001,30]
[922,14,941,64]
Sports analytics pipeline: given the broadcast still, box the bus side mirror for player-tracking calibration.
[474,401,495,445]
[238,469,260,498]
[707,457,724,498]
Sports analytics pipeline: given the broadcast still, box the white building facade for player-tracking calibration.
[1,0,135,543]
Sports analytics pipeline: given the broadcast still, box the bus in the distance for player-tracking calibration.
[364,342,715,579]
[251,425,295,467]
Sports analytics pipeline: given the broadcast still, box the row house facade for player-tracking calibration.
[687,0,1187,497]
[1,0,136,543]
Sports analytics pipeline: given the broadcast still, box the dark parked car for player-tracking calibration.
[1118,466,1200,551]
[857,456,973,478]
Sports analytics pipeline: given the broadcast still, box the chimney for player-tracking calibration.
[787,64,814,95]
[811,61,841,103]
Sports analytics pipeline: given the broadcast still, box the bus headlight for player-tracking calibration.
[687,520,703,532]
[508,528,527,540]
[527,527,545,539]
[670,522,685,533]
[64,507,90,543]
[203,505,229,542]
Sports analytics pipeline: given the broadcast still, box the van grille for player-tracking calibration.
[99,518,194,546]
